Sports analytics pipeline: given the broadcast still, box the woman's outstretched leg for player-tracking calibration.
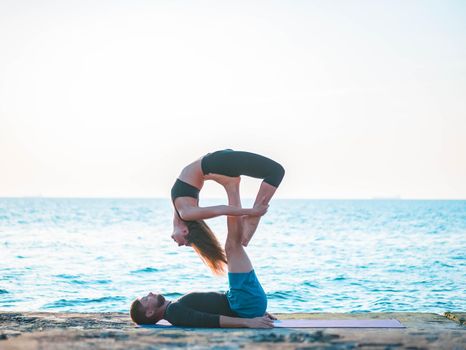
[202,150,284,247]
[241,182,278,247]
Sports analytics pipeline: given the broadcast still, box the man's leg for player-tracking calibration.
[223,181,253,273]
[223,179,269,320]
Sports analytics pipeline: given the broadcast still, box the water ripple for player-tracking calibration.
[130,267,160,274]
[43,296,126,309]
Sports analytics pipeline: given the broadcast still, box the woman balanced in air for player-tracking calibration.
[170,149,285,274]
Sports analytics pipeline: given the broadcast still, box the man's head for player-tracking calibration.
[130,292,166,325]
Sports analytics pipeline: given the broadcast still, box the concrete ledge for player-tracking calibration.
[0,311,465,349]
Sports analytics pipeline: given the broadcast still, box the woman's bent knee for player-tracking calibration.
[264,162,285,188]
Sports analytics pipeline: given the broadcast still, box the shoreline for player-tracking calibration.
[0,311,464,349]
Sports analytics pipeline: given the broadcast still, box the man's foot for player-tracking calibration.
[241,215,261,246]
[205,173,241,188]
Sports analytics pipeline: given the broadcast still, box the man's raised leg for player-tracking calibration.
[223,181,253,273]
[222,179,272,322]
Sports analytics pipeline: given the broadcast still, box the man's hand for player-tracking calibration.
[264,312,277,320]
[245,316,274,328]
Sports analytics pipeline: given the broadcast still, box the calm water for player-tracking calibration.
[0,198,465,314]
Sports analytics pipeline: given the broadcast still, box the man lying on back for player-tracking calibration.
[130,180,275,328]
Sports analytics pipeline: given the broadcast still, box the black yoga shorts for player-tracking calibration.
[201,149,285,188]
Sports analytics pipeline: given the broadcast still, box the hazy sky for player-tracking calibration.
[1,0,465,199]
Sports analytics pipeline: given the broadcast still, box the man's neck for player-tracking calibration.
[158,300,171,320]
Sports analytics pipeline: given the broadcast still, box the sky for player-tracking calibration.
[0,0,465,199]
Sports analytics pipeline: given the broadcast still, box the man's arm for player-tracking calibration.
[165,302,272,328]
[220,315,273,328]
[165,301,221,328]
[219,315,248,328]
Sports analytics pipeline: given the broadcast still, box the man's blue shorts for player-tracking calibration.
[226,269,267,318]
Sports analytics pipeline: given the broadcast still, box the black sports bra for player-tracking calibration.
[171,178,200,220]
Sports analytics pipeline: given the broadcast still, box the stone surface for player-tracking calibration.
[0,312,465,349]
[445,312,466,326]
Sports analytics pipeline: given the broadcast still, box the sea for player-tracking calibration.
[0,198,465,314]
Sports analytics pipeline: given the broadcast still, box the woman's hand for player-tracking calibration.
[245,316,275,328]
[248,203,269,217]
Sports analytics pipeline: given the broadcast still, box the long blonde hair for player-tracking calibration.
[186,220,227,275]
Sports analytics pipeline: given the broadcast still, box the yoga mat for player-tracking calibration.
[273,319,405,328]
[147,319,404,328]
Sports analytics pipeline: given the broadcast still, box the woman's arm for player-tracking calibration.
[178,204,268,221]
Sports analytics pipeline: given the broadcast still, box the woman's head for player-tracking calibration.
[185,220,227,275]
[171,221,190,246]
